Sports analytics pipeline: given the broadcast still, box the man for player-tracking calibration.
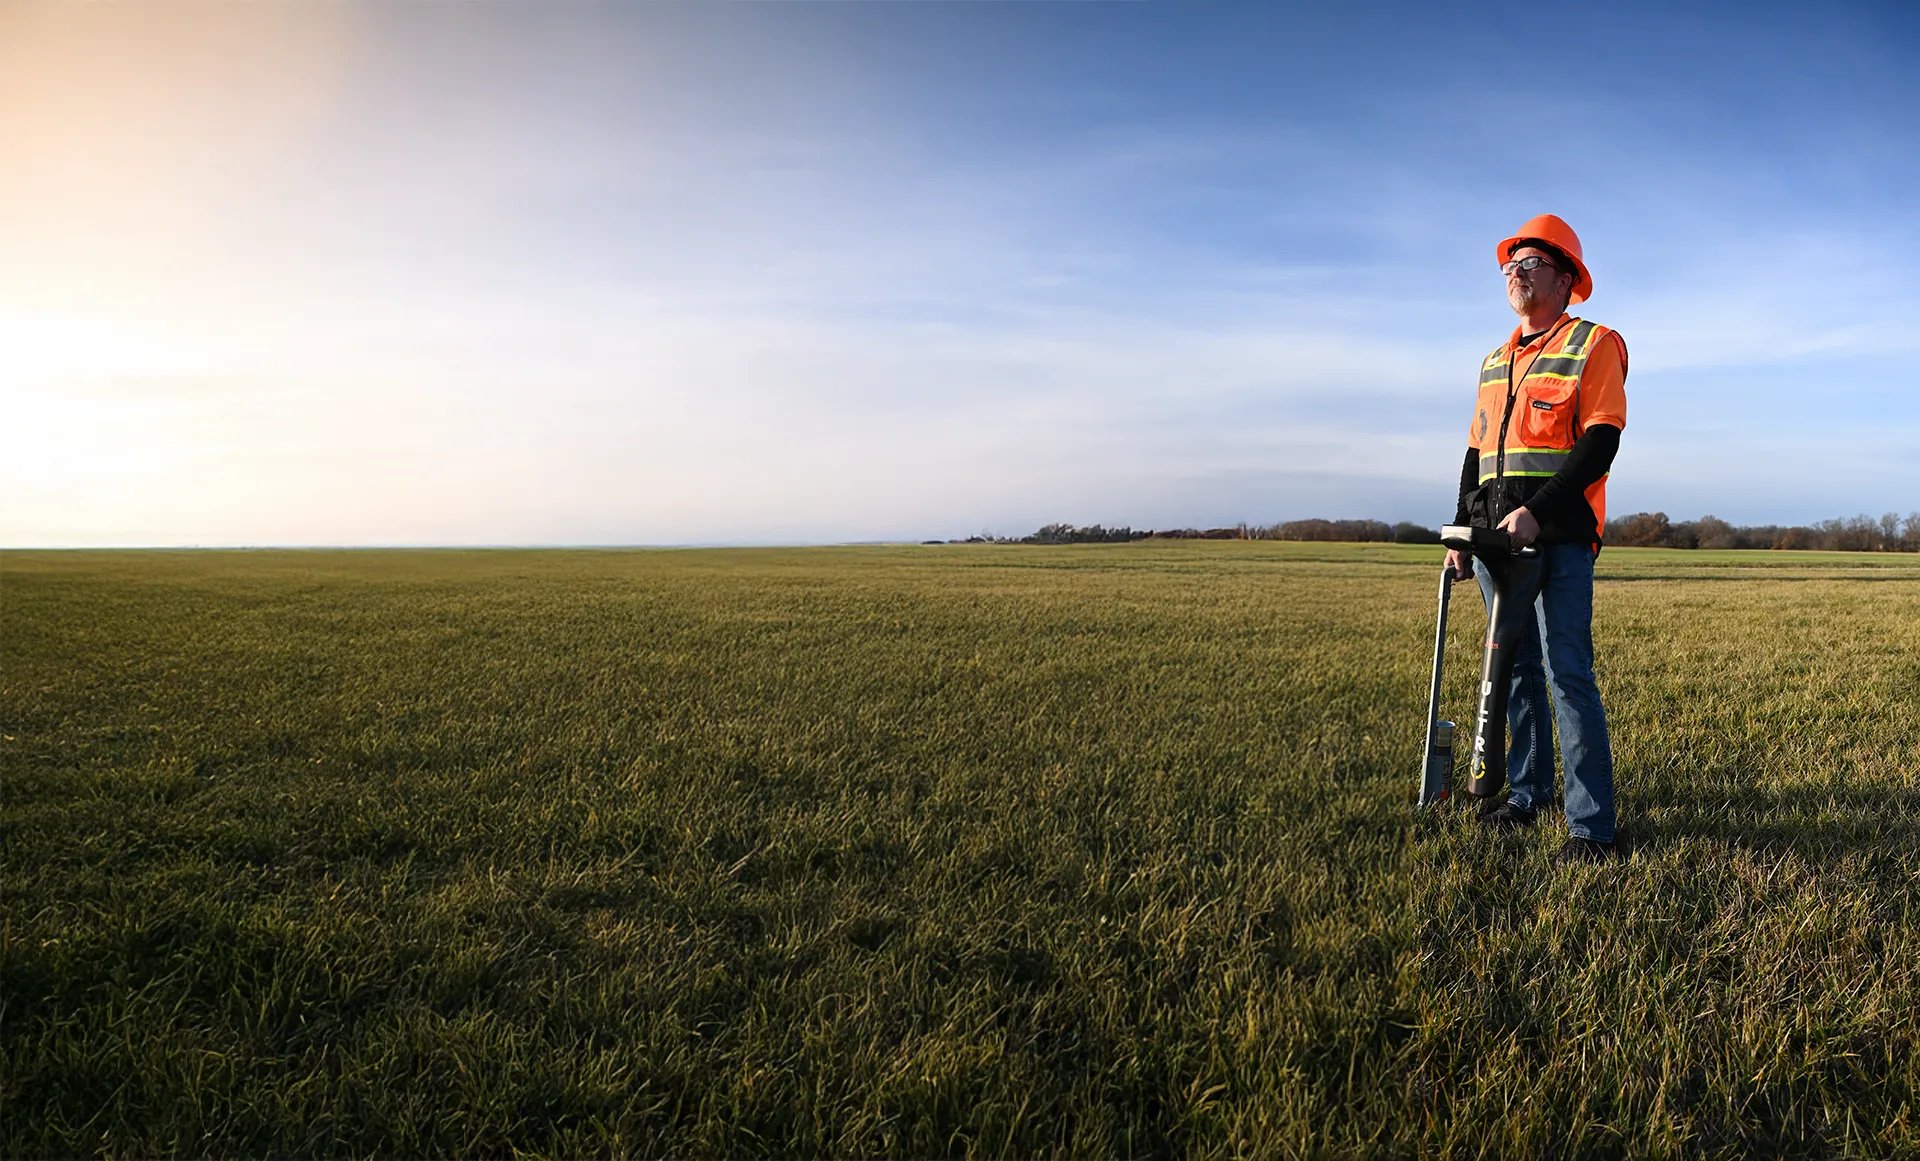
[1445,213,1626,864]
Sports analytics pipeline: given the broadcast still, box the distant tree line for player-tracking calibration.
[1021,522,1157,544]
[1249,519,1442,544]
[1605,511,1920,552]
[955,520,1441,545]
[956,511,1920,551]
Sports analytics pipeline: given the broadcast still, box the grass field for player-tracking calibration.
[4,542,1917,1158]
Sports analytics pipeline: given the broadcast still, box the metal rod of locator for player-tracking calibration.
[1419,565,1452,807]
[1426,565,1451,729]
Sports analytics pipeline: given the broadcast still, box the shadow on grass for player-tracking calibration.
[1628,777,1920,865]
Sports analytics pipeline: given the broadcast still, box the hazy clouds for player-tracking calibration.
[4,2,1915,545]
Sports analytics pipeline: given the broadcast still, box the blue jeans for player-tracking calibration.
[1473,543,1616,842]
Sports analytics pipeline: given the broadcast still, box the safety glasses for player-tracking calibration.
[1501,255,1563,276]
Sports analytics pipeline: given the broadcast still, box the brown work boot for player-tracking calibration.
[1476,800,1537,831]
[1554,837,1619,864]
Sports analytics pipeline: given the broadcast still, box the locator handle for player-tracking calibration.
[1439,524,1539,558]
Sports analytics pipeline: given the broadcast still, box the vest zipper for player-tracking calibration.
[1497,318,1571,486]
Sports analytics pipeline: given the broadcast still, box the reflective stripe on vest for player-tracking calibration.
[1521,356,1584,380]
[1522,322,1600,380]
[1480,320,1599,387]
[1478,447,1570,483]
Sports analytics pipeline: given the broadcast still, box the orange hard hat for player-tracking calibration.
[1497,213,1592,305]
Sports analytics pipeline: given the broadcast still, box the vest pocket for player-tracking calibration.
[1518,382,1576,447]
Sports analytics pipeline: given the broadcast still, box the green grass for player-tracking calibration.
[4,543,1916,1158]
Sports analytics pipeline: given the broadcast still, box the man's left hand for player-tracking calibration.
[1497,506,1540,549]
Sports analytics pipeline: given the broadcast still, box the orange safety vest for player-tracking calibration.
[1470,316,1625,537]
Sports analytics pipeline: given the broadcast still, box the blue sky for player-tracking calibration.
[3,0,1915,546]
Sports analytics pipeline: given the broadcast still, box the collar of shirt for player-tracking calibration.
[1506,312,1571,356]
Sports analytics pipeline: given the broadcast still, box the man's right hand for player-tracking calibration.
[1445,548,1473,582]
